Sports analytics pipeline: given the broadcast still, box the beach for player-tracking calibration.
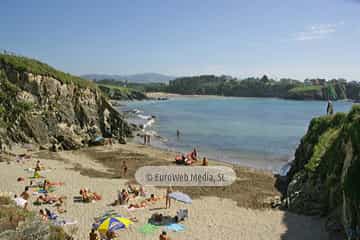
[0,143,328,240]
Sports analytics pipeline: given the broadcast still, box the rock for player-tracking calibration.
[0,57,133,150]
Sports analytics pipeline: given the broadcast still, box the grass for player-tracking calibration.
[0,53,96,89]
[97,83,131,94]
[305,128,340,172]
[0,196,70,239]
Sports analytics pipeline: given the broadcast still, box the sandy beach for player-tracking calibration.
[0,143,328,240]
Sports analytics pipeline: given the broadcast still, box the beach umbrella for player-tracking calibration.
[95,216,133,233]
[168,192,192,204]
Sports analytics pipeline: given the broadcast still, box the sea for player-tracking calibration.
[119,96,353,174]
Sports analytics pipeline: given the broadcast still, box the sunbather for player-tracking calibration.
[146,194,161,203]
[128,202,147,209]
[35,194,61,204]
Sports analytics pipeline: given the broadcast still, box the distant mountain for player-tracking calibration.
[81,73,175,83]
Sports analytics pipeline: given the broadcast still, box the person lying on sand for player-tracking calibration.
[128,202,147,209]
[80,188,101,202]
[55,197,67,213]
[146,194,161,203]
[35,194,64,204]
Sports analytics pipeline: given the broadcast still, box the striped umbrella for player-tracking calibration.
[95,216,133,233]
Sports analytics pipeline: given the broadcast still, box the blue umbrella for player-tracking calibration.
[94,136,104,142]
[168,192,192,204]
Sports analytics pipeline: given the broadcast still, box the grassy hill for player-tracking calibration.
[0,53,95,89]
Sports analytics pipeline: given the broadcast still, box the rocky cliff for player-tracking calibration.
[0,54,132,150]
[286,105,360,236]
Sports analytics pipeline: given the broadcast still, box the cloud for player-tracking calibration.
[293,22,344,41]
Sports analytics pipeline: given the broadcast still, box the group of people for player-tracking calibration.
[80,188,102,202]
[175,148,208,166]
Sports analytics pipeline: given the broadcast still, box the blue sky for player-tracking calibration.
[1,0,360,80]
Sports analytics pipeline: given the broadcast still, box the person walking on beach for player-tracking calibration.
[165,186,173,209]
[143,134,147,145]
[121,161,128,177]
[327,100,334,115]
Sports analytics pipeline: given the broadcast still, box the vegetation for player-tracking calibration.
[0,53,96,89]
[97,83,148,100]
[0,69,34,129]
[104,74,358,101]
[288,85,322,94]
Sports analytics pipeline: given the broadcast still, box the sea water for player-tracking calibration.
[120,97,353,173]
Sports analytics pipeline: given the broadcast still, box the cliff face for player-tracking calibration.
[286,105,360,235]
[0,55,132,150]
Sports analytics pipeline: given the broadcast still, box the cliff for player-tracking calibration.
[0,54,132,150]
[286,105,360,236]
[98,84,148,101]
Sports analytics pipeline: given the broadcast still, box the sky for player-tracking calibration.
[1,0,360,80]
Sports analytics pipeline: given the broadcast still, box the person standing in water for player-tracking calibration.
[176,129,180,139]
[327,100,334,115]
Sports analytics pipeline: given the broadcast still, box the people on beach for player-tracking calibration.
[121,161,128,177]
[89,229,99,240]
[105,230,117,239]
[165,186,173,209]
[39,209,48,221]
[20,186,30,209]
[35,160,42,171]
[176,129,180,139]
[191,148,198,160]
[202,157,209,166]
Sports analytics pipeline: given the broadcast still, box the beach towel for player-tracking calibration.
[138,223,159,235]
[33,187,56,193]
[165,223,185,232]
[53,220,78,226]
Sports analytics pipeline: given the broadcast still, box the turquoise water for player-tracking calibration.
[122,97,353,172]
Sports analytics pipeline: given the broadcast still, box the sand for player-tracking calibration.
[0,144,328,240]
